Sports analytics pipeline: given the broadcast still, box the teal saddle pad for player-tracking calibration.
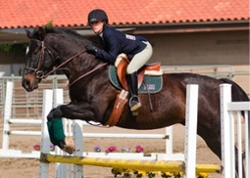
[109,66,163,94]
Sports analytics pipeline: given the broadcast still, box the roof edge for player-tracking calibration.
[113,20,250,34]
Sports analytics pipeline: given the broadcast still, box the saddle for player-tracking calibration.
[114,53,163,91]
[105,54,163,126]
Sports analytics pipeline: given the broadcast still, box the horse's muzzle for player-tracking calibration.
[22,74,39,92]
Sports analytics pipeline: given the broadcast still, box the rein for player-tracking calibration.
[43,50,85,78]
[68,63,107,87]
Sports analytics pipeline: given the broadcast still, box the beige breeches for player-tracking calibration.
[126,41,153,74]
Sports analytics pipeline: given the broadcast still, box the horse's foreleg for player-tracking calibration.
[47,107,63,121]
[46,105,79,154]
[47,117,75,154]
[47,103,97,121]
[46,103,97,154]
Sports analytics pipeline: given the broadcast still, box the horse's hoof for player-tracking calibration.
[62,137,75,154]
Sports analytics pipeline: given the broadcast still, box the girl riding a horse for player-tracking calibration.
[86,9,153,114]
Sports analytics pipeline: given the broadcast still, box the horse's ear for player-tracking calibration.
[26,29,32,39]
[37,27,45,41]
[25,27,45,41]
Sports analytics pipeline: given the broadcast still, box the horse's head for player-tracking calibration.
[22,26,103,92]
[22,27,56,92]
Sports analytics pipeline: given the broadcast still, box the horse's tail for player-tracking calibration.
[220,78,249,102]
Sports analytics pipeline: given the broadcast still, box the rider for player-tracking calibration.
[85,9,153,113]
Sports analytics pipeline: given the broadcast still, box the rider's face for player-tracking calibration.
[90,21,104,35]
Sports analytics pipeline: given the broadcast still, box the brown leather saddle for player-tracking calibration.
[115,54,162,91]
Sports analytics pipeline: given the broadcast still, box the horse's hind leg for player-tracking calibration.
[204,137,246,178]
[235,147,246,178]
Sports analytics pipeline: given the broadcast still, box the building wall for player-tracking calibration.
[147,30,249,66]
[0,50,25,75]
[0,30,249,75]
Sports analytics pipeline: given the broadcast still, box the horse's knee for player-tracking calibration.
[47,107,63,121]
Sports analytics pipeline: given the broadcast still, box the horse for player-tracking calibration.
[22,26,248,177]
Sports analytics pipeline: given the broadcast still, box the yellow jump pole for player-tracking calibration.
[41,153,184,172]
[195,164,221,173]
[41,153,221,173]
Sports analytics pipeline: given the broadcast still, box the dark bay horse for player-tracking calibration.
[22,27,248,175]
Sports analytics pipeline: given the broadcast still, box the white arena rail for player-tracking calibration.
[220,84,250,178]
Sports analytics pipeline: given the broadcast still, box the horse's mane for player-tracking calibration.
[42,26,94,45]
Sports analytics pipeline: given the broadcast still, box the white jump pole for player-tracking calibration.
[245,110,250,178]
[73,120,84,178]
[40,89,84,178]
[166,126,173,155]
[220,84,235,177]
[245,111,250,176]
[39,89,53,178]
[54,89,68,178]
[54,88,83,178]
[184,84,199,178]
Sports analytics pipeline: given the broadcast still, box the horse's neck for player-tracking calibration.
[55,46,103,80]
[46,34,105,79]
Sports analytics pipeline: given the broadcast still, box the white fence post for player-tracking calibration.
[2,81,13,150]
[220,83,250,178]
[184,84,199,178]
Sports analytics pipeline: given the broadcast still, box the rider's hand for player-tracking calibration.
[85,44,97,55]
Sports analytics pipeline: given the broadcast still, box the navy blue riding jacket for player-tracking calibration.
[95,25,147,64]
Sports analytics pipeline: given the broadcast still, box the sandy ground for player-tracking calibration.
[0,122,222,178]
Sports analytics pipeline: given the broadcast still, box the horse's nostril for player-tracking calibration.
[22,79,30,89]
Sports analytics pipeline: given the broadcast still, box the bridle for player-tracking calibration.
[24,39,107,86]
[24,39,48,79]
[24,39,85,79]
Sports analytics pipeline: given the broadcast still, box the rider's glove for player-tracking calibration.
[85,44,97,55]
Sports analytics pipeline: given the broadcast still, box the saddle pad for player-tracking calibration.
[109,66,163,94]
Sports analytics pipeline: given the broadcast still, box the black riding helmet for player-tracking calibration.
[88,9,109,25]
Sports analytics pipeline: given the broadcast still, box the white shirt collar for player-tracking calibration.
[99,32,103,38]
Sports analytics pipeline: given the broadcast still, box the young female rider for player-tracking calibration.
[85,9,153,113]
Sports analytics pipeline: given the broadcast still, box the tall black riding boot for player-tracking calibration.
[126,72,141,112]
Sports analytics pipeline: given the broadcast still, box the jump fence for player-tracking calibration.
[40,84,250,178]
[40,85,221,178]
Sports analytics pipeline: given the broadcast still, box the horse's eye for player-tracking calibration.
[32,47,41,54]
